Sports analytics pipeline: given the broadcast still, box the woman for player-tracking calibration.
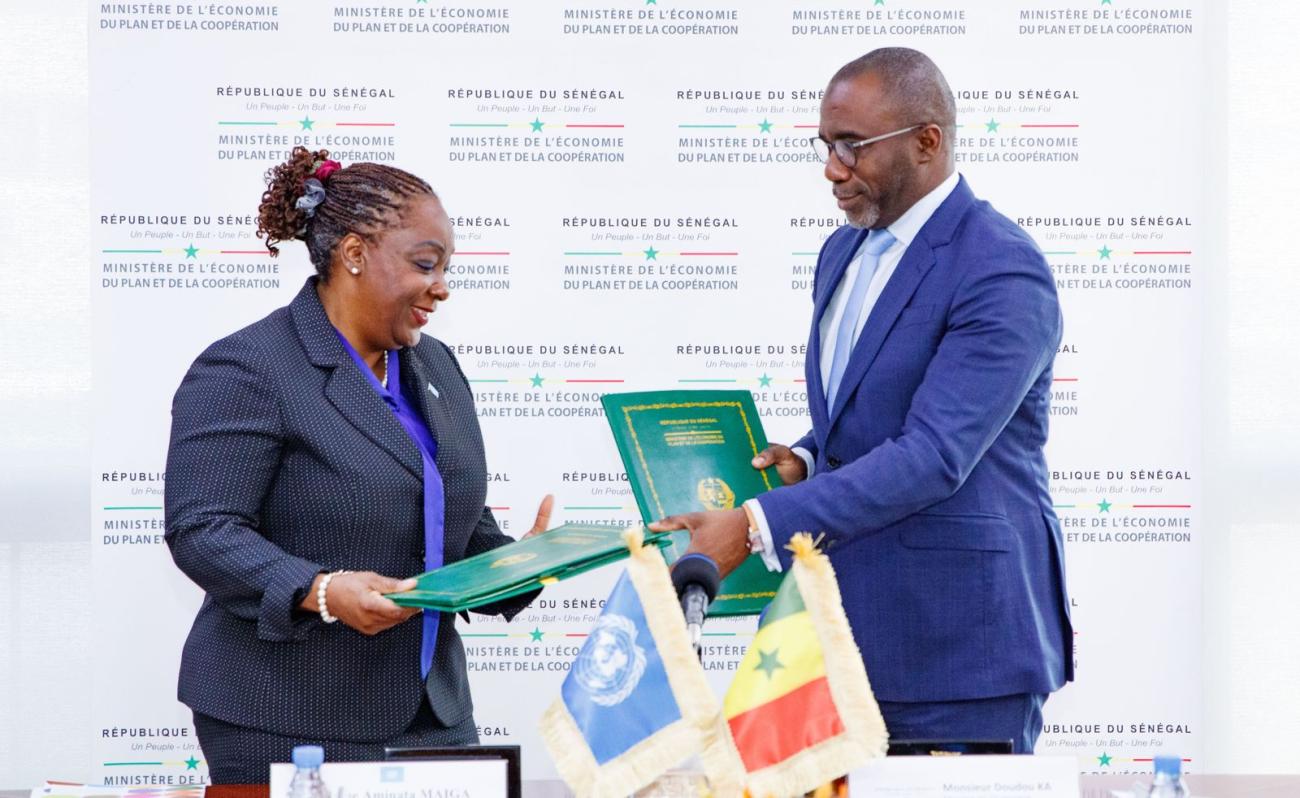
[164,147,550,782]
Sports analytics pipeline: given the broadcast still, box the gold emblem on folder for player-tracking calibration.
[696,477,736,511]
[490,552,539,569]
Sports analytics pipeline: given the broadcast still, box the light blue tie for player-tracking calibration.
[825,229,896,412]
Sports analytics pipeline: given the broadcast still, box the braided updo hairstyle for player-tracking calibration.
[256,146,435,279]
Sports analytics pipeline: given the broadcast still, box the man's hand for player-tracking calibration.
[649,508,750,579]
[752,444,808,486]
[522,493,555,539]
[301,571,421,635]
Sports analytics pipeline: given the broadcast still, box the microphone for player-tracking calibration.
[670,553,722,660]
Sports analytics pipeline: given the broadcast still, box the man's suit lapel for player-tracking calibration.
[808,227,869,433]
[825,243,936,428]
[824,177,975,430]
[289,278,423,481]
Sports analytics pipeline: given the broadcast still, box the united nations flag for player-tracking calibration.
[539,529,740,798]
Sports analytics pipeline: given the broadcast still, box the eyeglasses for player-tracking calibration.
[809,124,925,167]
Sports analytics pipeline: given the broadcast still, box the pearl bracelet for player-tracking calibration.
[318,570,350,624]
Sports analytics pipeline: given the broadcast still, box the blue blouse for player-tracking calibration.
[335,331,444,678]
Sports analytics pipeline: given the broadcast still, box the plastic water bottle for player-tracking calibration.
[1138,755,1190,797]
[288,745,329,798]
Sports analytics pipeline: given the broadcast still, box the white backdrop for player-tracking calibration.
[11,0,1300,790]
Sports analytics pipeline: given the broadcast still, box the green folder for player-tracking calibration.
[387,524,669,612]
[601,390,783,616]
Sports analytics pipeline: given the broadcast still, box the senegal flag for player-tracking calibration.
[721,533,888,797]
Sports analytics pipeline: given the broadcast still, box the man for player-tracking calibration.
[651,47,1072,753]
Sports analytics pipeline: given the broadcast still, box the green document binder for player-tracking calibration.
[601,390,783,616]
[387,524,668,612]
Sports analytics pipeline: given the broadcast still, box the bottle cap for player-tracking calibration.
[292,745,325,769]
[1154,755,1181,776]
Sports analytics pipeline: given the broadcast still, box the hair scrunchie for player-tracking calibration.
[295,178,326,216]
[313,159,342,182]
[293,159,342,233]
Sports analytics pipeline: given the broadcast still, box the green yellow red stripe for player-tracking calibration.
[724,609,824,717]
[727,676,844,771]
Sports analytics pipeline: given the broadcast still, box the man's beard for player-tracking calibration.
[845,201,881,230]
[845,155,911,229]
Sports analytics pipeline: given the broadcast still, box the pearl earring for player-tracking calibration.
[350,267,360,275]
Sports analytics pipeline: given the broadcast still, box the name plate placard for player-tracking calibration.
[849,755,1080,797]
[269,760,508,798]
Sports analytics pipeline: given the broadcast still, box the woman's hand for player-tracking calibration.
[301,571,421,635]
[522,493,555,539]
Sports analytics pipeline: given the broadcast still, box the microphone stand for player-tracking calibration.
[671,553,721,663]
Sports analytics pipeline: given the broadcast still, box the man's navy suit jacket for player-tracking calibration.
[164,278,528,741]
[756,176,1074,703]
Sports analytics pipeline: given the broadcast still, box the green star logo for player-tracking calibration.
[529,627,544,642]
[184,243,199,259]
[1101,0,1112,5]
[1098,498,1112,513]
[758,118,773,133]
[985,119,1000,133]
[1098,245,1113,259]
[757,373,773,388]
[755,648,784,679]
[875,0,885,5]
[299,116,314,131]
[643,246,659,261]
[646,0,657,4]
[1097,752,1112,766]
[530,118,545,133]
[185,756,200,770]
[529,373,544,388]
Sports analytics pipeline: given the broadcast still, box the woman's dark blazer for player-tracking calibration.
[164,277,529,741]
